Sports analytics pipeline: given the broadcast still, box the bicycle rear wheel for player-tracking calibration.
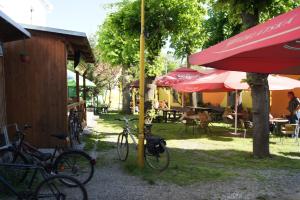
[0,148,29,182]
[145,143,170,171]
[69,122,81,148]
[53,150,94,187]
[34,174,88,200]
[117,132,129,161]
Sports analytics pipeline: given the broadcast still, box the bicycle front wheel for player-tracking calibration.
[117,132,129,161]
[145,143,170,172]
[0,148,29,182]
[34,174,88,200]
[53,150,94,186]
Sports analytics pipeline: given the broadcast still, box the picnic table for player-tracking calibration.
[97,105,109,114]
[186,106,212,113]
[270,118,289,135]
[161,109,182,122]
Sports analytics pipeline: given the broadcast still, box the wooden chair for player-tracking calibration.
[240,120,253,138]
[198,111,212,133]
[184,118,196,134]
[281,124,299,145]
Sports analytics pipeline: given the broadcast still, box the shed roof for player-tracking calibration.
[22,24,95,63]
[0,10,31,42]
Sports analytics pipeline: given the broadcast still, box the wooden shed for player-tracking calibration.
[4,25,94,147]
[0,10,31,129]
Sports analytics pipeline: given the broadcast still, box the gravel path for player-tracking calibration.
[85,149,300,200]
[83,112,300,200]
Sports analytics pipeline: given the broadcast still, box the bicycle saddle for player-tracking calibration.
[50,134,68,140]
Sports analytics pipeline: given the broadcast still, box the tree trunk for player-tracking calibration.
[108,86,112,108]
[242,10,270,158]
[247,73,270,158]
[121,68,131,114]
[186,55,194,106]
[144,76,156,111]
[186,55,191,68]
[103,90,108,105]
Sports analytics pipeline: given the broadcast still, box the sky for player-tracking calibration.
[47,0,119,36]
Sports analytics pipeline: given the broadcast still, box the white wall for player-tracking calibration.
[0,0,52,26]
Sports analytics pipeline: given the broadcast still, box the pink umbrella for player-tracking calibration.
[172,69,300,134]
[130,67,205,88]
[156,67,205,87]
[173,70,300,92]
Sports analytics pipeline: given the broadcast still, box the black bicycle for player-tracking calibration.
[116,118,170,171]
[0,124,95,187]
[0,162,87,199]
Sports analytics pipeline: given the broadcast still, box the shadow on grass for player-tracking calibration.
[122,147,300,186]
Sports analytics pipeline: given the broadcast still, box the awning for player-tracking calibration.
[189,7,300,74]
[67,70,96,87]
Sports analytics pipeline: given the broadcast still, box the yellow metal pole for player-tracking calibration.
[137,0,145,168]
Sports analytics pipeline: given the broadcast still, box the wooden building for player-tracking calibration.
[0,10,31,129]
[4,25,94,147]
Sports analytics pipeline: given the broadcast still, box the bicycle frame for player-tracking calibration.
[122,118,152,145]
[20,140,58,163]
[0,163,45,199]
[122,119,138,146]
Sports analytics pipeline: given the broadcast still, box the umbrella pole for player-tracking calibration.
[235,90,238,134]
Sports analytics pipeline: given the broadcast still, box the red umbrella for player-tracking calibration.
[189,7,300,74]
[173,70,300,92]
[130,67,204,88]
[156,67,205,87]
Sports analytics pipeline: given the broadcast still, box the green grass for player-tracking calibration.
[96,111,300,185]
[82,131,115,152]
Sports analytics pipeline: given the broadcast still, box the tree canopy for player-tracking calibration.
[96,0,207,78]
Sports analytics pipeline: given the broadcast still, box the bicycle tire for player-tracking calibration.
[69,122,80,148]
[0,148,29,182]
[34,174,88,200]
[145,142,170,172]
[53,150,94,187]
[117,132,129,161]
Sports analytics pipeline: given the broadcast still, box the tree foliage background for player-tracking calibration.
[89,0,300,156]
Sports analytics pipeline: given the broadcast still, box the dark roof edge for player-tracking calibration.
[21,24,87,38]
[0,10,31,38]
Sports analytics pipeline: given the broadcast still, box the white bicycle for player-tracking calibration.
[116,117,170,171]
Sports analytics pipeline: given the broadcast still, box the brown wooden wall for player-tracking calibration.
[4,33,68,147]
[0,56,6,127]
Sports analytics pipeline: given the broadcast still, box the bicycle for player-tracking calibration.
[0,123,95,187]
[0,162,87,199]
[116,117,170,171]
[69,109,83,147]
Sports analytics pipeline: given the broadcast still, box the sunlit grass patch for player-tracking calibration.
[82,131,115,152]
